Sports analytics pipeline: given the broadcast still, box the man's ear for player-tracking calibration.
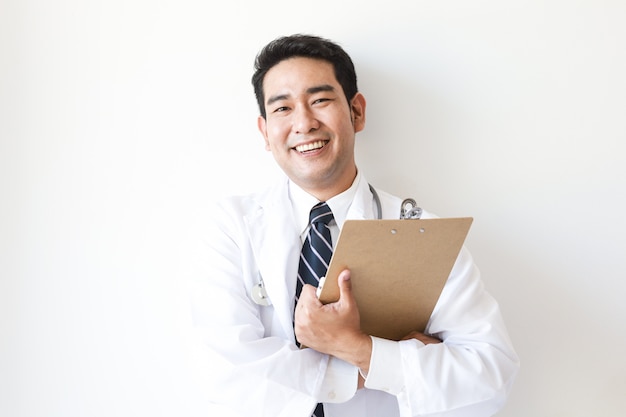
[257,115,271,151]
[350,92,366,133]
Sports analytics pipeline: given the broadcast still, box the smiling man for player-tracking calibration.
[257,56,363,202]
[190,34,519,417]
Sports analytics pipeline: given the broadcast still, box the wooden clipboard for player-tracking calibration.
[317,217,473,341]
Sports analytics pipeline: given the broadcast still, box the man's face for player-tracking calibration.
[257,57,366,200]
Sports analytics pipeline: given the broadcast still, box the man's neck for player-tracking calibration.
[297,169,358,202]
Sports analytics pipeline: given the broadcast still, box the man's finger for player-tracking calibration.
[337,269,353,304]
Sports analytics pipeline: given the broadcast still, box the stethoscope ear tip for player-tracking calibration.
[369,183,422,220]
[400,198,423,219]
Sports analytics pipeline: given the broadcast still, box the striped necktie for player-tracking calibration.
[296,202,334,303]
[296,202,333,417]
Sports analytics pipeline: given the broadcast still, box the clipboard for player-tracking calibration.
[317,217,473,341]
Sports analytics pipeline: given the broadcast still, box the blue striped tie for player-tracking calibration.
[296,202,334,303]
[296,202,333,417]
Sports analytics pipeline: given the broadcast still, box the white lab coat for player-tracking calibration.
[188,174,519,417]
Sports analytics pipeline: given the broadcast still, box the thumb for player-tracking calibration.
[337,269,354,304]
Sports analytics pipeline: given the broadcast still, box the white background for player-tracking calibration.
[2,1,625,416]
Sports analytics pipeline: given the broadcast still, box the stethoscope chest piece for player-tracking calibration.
[251,282,271,306]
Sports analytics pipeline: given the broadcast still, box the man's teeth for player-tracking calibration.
[295,141,326,153]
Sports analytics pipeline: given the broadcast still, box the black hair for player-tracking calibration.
[252,34,358,119]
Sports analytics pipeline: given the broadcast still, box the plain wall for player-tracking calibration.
[2,0,625,416]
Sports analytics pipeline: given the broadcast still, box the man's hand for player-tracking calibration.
[295,269,372,372]
[401,330,442,345]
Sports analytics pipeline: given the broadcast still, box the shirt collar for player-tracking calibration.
[289,170,363,236]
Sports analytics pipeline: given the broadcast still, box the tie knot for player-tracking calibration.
[309,202,333,225]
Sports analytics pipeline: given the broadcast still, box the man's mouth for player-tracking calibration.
[294,140,328,153]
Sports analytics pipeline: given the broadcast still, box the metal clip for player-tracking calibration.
[400,198,423,219]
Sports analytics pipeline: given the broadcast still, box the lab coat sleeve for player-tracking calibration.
[187,199,357,417]
[364,247,520,416]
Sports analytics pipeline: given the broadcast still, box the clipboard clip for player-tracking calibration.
[400,198,423,219]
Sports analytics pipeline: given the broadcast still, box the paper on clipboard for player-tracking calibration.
[318,217,473,341]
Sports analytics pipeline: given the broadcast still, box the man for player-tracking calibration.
[190,34,519,417]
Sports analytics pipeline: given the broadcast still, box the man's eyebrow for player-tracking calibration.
[306,84,336,95]
[266,84,336,107]
[266,93,289,107]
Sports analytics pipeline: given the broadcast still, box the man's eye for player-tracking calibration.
[274,106,289,113]
[313,98,331,105]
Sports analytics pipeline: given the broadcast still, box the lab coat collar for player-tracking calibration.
[345,173,377,221]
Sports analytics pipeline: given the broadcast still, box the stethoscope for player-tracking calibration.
[250,184,422,306]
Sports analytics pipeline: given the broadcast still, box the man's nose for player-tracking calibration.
[293,106,319,134]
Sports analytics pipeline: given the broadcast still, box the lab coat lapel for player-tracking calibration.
[245,179,300,341]
[345,177,377,221]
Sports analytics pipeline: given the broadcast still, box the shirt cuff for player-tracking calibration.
[318,355,358,403]
[364,336,423,395]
